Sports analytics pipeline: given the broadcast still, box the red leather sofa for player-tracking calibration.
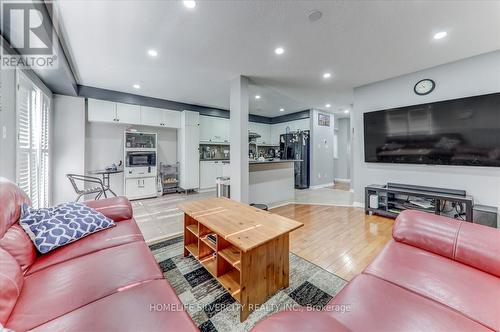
[254,210,500,331]
[0,178,198,331]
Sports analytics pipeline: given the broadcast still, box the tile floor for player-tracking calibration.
[131,190,216,244]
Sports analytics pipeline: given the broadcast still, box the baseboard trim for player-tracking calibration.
[309,182,334,190]
[334,178,351,183]
[353,201,364,208]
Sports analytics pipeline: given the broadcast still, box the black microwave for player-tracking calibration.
[126,152,156,167]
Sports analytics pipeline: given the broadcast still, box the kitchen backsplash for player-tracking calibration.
[199,144,230,160]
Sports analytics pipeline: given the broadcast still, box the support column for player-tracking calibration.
[229,75,249,203]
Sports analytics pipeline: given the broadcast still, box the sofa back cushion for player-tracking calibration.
[393,210,459,259]
[393,210,500,277]
[454,221,500,278]
[0,178,31,238]
[0,178,36,273]
[0,247,23,325]
[0,224,37,273]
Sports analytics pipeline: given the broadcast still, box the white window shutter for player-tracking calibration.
[16,71,51,208]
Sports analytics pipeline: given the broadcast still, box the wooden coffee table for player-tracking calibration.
[178,197,303,322]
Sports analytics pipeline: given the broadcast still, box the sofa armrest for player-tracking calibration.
[393,210,500,277]
[84,196,133,222]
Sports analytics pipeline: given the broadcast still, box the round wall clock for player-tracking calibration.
[414,79,435,95]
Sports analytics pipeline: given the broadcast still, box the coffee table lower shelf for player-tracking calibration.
[183,213,290,321]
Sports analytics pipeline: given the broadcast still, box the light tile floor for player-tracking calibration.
[132,190,216,244]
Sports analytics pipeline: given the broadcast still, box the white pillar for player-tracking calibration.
[229,76,249,203]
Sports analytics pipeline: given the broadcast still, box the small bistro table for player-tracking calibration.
[88,168,123,197]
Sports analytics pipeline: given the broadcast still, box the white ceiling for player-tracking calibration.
[55,0,500,117]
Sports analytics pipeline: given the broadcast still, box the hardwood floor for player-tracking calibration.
[271,204,394,281]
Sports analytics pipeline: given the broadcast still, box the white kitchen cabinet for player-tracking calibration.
[87,99,116,122]
[256,122,271,144]
[116,103,141,125]
[178,111,200,190]
[199,116,230,143]
[249,122,271,144]
[141,106,181,128]
[199,116,212,142]
[199,160,223,190]
[162,109,181,128]
[140,106,163,126]
[125,177,157,200]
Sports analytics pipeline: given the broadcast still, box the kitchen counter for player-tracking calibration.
[218,159,301,164]
[218,159,297,206]
[249,159,301,164]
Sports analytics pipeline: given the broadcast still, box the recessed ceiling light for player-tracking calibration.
[274,47,284,55]
[255,95,261,99]
[147,49,158,57]
[323,72,331,79]
[280,108,284,112]
[183,0,196,9]
[325,104,331,108]
[133,84,140,89]
[433,31,447,40]
[344,109,350,114]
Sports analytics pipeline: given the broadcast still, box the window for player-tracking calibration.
[16,70,51,208]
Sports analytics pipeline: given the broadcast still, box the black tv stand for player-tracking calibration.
[365,183,474,221]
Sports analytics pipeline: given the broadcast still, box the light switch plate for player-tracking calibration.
[2,126,6,139]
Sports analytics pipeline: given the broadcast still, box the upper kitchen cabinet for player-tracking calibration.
[199,116,229,143]
[141,106,181,128]
[255,122,271,144]
[249,122,271,145]
[87,99,116,122]
[88,99,141,125]
[116,103,141,124]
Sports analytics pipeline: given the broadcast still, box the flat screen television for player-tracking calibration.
[364,92,500,167]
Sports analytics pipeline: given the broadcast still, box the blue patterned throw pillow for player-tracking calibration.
[19,202,115,254]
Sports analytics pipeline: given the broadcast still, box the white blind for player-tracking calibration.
[16,71,51,208]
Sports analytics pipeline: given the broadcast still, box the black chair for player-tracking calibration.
[66,174,107,202]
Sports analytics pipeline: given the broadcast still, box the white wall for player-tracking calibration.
[310,110,335,187]
[85,122,178,196]
[0,67,16,181]
[52,95,86,204]
[352,51,500,207]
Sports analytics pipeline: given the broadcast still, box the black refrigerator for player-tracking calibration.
[280,131,310,189]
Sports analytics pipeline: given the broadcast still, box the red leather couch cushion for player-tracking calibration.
[84,196,133,222]
[6,241,163,331]
[26,217,143,275]
[392,210,460,259]
[0,248,24,325]
[327,274,490,332]
[0,178,30,238]
[364,240,500,331]
[252,308,350,332]
[0,224,37,273]
[394,210,500,278]
[30,280,198,332]
[455,221,500,278]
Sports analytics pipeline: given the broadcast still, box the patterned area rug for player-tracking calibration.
[149,237,347,332]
